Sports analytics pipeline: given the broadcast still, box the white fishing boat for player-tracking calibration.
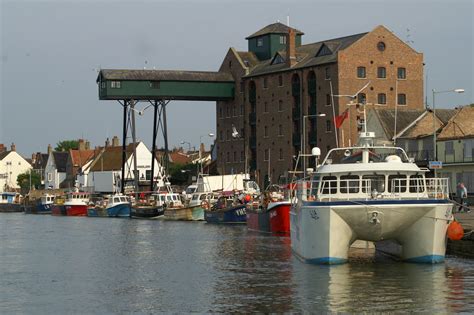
[291,129,454,264]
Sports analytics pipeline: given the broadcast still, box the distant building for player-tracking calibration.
[437,106,474,194]
[86,141,164,193]
[0,143,32,192]
[217,23,425,185]
[44,151,69,189]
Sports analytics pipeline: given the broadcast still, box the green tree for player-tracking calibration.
[55,140,79,152]
[168,163,196,186]
[17,170,41,193]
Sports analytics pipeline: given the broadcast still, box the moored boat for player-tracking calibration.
[204,193,248,224]
[35,193,56,214]
[51,195,67,216]
[291,130,454,265]
[131,192,164,219]
[64,191,89,216]
[246,185,291,234]
[0,192,23,213]
[88,194,131,217]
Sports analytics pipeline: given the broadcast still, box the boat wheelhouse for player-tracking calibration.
[291,131,453,264]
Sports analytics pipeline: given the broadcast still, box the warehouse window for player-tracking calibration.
[398,67,406,79]
[278,75,283,87]
[378,93,387,105]
[111,81,121,89]
[377,67,386,79]
[357,66,366,78]
[398,93,407,105]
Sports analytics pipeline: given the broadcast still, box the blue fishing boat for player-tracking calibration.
[36,194,55,214]
[204,193,248,224]
[0,192,22,212]
[88,194,131,217]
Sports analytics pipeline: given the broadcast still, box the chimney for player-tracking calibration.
[286,28,297,67]
[47,144,52,154]
[112,136,120,147]
[0,144,5,153]
[31,153,37,164]
[78,139,85,151]
[105,138,110,147]
[10,143,16,152]
[85,141,90,150]
[200,143,205,156]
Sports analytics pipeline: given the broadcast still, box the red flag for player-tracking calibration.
[334,109,349,129]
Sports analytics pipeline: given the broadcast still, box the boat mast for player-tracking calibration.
[130,100,139,199]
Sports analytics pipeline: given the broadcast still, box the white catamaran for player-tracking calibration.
[291,129,454,264]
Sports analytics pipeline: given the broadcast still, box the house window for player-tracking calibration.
[264,102,268,113]
[278,124,283,136]
[279,148,284,160]
[146,170,152,180]
[325,67,330,80]
[279,35,286,44]
[111,81,121,88]
[264,149,269,161]
[358,93,367,104]
[264,126,268,138]
[278,100,283,111]
[326,120,332,132]
[397,67,406,79]
[326,94,331,106]
[47,173,52,181]
[378,93,387,105]
[446,141,454,154]
[398,93,407,105]
[278,75,283,87]
[263,78,268,89]
[233,151,237,162]
[377,67,386,78]
[257,38,263,47]
[150,81,160,89]
[357,66,366,78]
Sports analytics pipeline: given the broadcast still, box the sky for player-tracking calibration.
[1,0,473,157]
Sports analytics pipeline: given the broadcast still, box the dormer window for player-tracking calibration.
[271,53,285,65]
[316,44,332,57]
[257,38,263,47]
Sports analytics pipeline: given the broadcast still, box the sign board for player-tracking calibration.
[429,161,443,169]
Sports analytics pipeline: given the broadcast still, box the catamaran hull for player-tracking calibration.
[290,200,453,264]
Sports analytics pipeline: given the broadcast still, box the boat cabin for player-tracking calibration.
[40,194,55,205]
[297,145,449,202]
[0,192,21,204]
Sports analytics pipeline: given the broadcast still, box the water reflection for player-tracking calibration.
[0,214,473,313]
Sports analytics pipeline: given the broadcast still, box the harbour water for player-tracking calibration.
[1,214,473,313]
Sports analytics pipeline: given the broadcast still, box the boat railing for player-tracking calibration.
[426,178,450,199]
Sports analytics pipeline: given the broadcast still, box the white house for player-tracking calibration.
[86,142,165,193]
[44,151,68,189]
[0,144,32,192]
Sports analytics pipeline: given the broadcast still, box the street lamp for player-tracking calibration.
[303,113,326,177]
[432,88,464,167]
[180,141,191,153]
[198,133,215,174]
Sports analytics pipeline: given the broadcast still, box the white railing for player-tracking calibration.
[426,178,450,199]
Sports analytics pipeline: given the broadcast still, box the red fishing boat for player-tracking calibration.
[64,192,90,216]
[246,185,291,235]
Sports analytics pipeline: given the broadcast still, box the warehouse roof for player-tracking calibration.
[98,69,234,82]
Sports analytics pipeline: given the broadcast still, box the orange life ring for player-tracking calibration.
[201,200,210,210]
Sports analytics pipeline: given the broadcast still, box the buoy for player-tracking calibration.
[244,194,251,203]
[447,221,464,241]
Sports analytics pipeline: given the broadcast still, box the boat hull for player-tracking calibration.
[51,205,67,216]
[290,199,453,264]
[247,202,291,234]
[88,204,131,217]
[0,203,23,213]
[131,205,164,219]
[65,205,88,216]
[205,204,247,224]
[164,207,194,221]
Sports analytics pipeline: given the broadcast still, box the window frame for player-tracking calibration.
[377,67,387,79]
[377,93,387,105]
[357,66,366,79]
[397,93,407,106]
[397,67,406,80]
